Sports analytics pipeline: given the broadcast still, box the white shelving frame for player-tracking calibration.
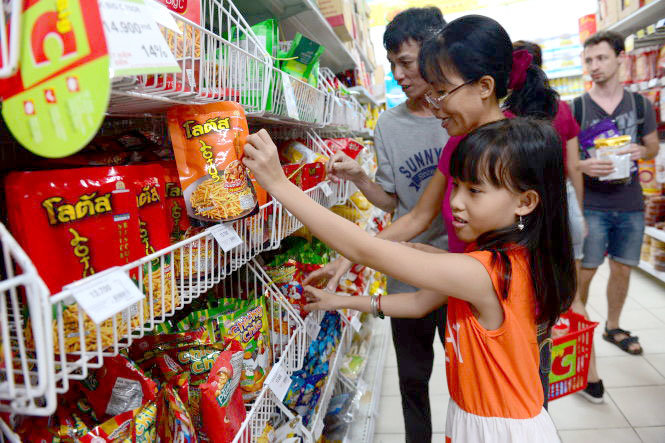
[640,226,665,283]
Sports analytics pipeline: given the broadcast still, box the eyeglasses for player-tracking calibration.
[425,81,474,109]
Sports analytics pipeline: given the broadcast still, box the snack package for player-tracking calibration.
[279,139,328,165]
[281,33,326,81]
[4,166,142,294]
[200,340,247,442]
[78,354,158,420]
[594,135,633,182]
[157,385,198,443]
[265,261,308,317]
[132,401,157,443]
[129,327,215,363]
[324,138,364,159]
[161,160,192,243]
[217,298,272,399]
[79,408,135,442]
[168,102,258,223]
[282,162,326,190]
[578,119,621,153]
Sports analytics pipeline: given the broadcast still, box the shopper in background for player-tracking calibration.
[513,40,601,403]
[243,118,574,443]
[570,31,659,402]
[310,14,560,408]
[314,8,449,442]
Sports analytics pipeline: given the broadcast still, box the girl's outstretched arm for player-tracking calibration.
[243,130,498,318]
[304,287,448,318]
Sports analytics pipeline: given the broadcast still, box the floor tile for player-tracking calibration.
[374,434,406,442]
[559,427,641,443]
[593,327,634,357]
[635,426,665,443]
[608,386,665,427]
[609,308,665,330]
[381,367,400,397]
[630,272,665,308]
[631,328,665,355]
[595,355,665,388]
[430,395,450,434]
[645,354,665,379]
[375,396,405,434]
[651,308,665,323]
[548,392,629,430]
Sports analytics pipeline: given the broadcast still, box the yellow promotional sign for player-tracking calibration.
[368,0,528,27]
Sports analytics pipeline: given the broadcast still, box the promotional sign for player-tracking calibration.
[0,0,111,158]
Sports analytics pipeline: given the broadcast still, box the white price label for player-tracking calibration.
[282,74,299,119]
[350,314,362,332]
[648,78,658,89]
[99,0,180,77]
[208,224,243,252]
[320,182,333,197]
[313,418,325,439]
[356,378,368,393]
[265,362,291,401]
[305,315,321,339]
[71,269,145,325]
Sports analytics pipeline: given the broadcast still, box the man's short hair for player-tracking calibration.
[584,31,624,55]
[383,7,446,53]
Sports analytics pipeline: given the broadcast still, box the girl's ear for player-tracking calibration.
[477,75,496,99]
[515,190,540,216]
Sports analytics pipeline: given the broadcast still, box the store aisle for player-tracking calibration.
[373,260,665,443]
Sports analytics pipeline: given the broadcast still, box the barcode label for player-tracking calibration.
[106,377,143,416]
[265,361,291,401]
[320,182,333,197]
[72,269,145,324]
[305,314,321,339]
[351,314,362,332]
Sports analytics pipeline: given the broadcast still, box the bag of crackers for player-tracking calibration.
[168,102,258,223]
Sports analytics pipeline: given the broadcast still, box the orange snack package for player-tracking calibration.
[168,102,258,223]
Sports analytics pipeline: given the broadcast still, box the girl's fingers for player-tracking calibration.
[256,128,273,145]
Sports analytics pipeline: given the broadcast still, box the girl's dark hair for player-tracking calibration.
[449,118,575,330]
[513,40,542,67]
[419,15,559,119]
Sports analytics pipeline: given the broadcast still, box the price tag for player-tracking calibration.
[350,314,362,332]
[647,25,656,35]
[208,224,243,252]
[145,0,181,33]
[649,78,658,88]
[281,74,299,119]
[637,29,646,39]
[356,378,368,393]
[265,362,291,401]
[99,0,180,77]
[313,418,325,439]
[71,269,145,325]
[305,315,321,339]
[321,182,333,197]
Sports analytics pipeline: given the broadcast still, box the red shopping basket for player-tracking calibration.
[548,311,599,401]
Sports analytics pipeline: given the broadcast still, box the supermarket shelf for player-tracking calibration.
[236,0,358,73]
[345,317,390,443]
[638,260,665,283]
[646,226,665,243]
[607,0,665,36]
[349,86,378,107]
[355,41,376,72]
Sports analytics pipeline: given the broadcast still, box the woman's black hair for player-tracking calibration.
[419,15,559,120]
[449,118,575,330]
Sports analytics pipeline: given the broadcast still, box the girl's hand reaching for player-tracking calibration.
[303,286,343,312]
[243,129,288,193]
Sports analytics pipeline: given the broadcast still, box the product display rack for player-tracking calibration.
[606,0,665,36]
[0,0,381,439]
[641,227,665,283]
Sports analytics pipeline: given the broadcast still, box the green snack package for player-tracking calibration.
[281,33,326,81]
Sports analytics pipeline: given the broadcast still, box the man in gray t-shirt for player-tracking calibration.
[307,8,448,443]
[572,32,659,394]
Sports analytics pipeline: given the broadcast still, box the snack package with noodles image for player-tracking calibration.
[168,102,258,223]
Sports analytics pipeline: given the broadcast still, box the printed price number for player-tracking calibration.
[103,20,149,35]
[305,315,321,339]
[266,362,291,401]
[141,44,170,59]
[72,269,145,325]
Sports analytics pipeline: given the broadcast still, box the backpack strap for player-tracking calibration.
[632,92,645,140]
[572,95,585,128]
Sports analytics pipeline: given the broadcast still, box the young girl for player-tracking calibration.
[243,118,575,442]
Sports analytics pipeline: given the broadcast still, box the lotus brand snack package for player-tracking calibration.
[168,102,258,223]
[161,160,192,243]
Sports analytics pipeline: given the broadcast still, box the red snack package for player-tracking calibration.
[324,137,365,159]
[161,160,192,243]
[128,327,215,363]
[79,409,135,442]
[200,340,247,443]
[4,166,143,294]
[301,163,326,190]
[78,354,158,420]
